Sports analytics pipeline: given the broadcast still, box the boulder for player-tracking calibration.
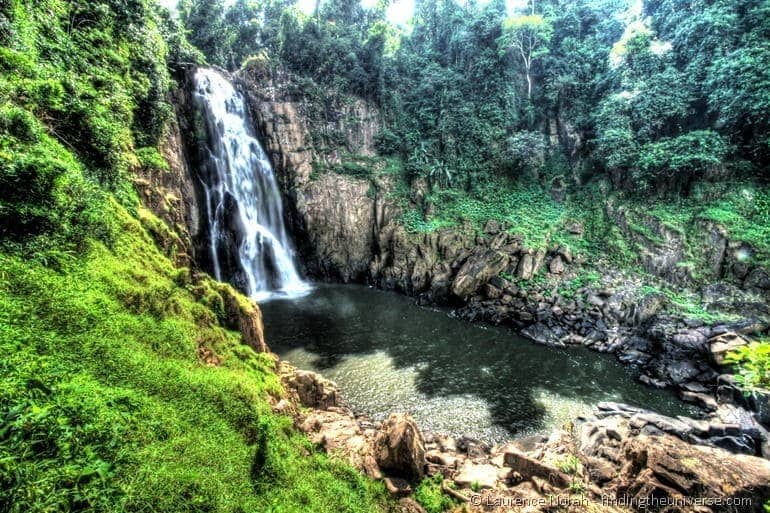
[633,292,665,325]
[579,407,770,511]
[215,282,268,353]
[283,367,341,410]
[516,253,535,280]
[397,498,427,513]
[548,255,565,274]
[586,294,605,307]
[298,408,372,472]
[374,414,427,480]
[708,331,749,366]
[487,232,507,250]
[589,402,762,455]
[451,249,509,300]
[615,434,770,512]
[521,322,565,347]
[556,244,573,264]
[566,222,584,235]
[484,219,501,235]
[744,268,770,290]
[384,477,412,497]
[748,390,770,428]
[425,450,458,468]
[502,448,571,488]
[482,282,503,300]
[453,461,499,490]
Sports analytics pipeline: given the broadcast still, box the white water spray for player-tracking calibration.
[193,68,310,301]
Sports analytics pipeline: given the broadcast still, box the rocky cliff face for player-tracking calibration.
[236,61,385,282]
[133,99,201,267]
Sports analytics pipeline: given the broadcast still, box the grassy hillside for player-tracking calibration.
[0,1,390,512]
[0,205,389,512]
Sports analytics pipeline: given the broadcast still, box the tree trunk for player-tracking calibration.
[526,72,532,99]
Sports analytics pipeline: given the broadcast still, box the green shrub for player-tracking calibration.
[397,180,565,249]
[635,131,730,193]
[556,454,581,475]
[0,114,110,244]
[136,147,170,172]
[414,474,455,513]
[724,341,770,392]
[374,128,401,156]
[1,0,173,193]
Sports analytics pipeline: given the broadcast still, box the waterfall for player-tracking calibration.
[192,68,310,301]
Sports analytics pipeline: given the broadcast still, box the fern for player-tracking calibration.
[724,342,770,391]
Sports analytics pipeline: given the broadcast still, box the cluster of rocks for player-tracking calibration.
[576,404,770,513]
[277,363,770,513]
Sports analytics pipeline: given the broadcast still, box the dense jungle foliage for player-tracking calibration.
[182,0,769,194]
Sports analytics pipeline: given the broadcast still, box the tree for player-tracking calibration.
[378,0,517,187]
[506,131,547,173]
[499,2,553,100]
[635,130,730,193]
[225,0,263,68]
[707,44,770,163]
[179,0,234,68]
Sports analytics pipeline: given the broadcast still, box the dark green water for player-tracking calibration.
[262,284,699,442]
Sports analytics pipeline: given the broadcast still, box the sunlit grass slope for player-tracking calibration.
[0,205,390,512]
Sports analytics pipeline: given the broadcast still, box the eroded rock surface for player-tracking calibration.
[577,406,770,512]
[214,282,267,353]
[374,414,427,481]
[277,360,770,513]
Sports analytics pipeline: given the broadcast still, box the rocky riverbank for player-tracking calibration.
[277,362,770,513]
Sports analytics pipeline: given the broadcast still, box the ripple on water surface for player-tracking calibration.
[262,285,700,443]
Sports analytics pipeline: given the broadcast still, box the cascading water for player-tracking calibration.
[192,68,310,301]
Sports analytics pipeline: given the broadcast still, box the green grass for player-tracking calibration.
[398,180,569,248]
[699,188,770,265]
[556,455,581,475]
[0,205,390,513]
[395,179,614,264]
[414,474,456,513]
[400,209,456,233]
[639,284,739,323]
[429,183,566,248]
[313,155,404,181]
[557,270,601,300]
[640,183,770,269]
